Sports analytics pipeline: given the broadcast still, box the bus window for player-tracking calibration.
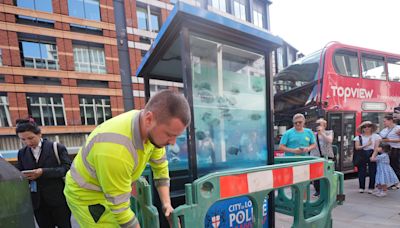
[387,58,400,82]
[333,49,359,77]
[273,50,321,94]
[361,53,386,80]
[361,112,386,131]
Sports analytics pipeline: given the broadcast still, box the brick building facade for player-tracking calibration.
[0,0,300,158]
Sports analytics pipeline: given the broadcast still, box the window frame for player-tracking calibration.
[387,57,400,82]
[19,39,59,70]
[361,53,387,81]
[232,0,248,21]
[27,95,67,126]
[0,95,12,127]
[73,44,106,74]
[252,0,265,28]
[79,96,111,125]
[136,4,161,33]
[68,0,101,21]
[332,49,360,78]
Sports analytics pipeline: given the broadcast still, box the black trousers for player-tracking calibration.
[357,149,376,190]
[389,147,400,180]
[34,202,71,228]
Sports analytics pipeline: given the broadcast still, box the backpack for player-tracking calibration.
[53,142,65,182]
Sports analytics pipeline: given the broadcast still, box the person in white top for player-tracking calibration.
[378,114,400,182]
[310,118,334,197]
[354,121,381,193]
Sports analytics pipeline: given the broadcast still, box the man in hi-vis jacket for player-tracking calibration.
[64,90,191,227]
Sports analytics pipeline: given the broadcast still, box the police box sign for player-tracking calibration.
[205,196,268,228]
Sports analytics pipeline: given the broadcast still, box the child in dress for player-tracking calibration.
[370,143,400,197]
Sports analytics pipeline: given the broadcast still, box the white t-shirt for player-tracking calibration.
[379,125,400,149]
[353,133,381,150]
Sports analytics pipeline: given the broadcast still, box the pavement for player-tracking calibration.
[276,177,400,228]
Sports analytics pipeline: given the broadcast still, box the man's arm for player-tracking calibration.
[157,185,174,221]
[279,144,301,154]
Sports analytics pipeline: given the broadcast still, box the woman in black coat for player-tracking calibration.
[15,118,72,228]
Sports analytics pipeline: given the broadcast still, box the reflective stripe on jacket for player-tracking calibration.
[64,110,169,226]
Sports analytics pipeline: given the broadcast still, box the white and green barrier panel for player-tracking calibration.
[169,157,345,227]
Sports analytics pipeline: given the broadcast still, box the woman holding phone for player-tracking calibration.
[16,118,72,228]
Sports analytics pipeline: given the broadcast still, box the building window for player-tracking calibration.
[136,5,161,32]
[68,0,101,21]
[210,0,227,12]
[27,95,66,126]
[16,0,54,26]
[73,44,106,74]
[79,96,111,125]
[0,96,12,127]
[16,0,53,13]
[20,40,59,70]
[253,1,264,28]
[233,0,247,21]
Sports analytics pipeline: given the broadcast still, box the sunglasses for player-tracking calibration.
[363,125,372,128]
[293,121,304,125]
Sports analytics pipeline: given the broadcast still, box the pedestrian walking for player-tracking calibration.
[64,90,191,228]
[354,121,381,193]
[16,118,72,228]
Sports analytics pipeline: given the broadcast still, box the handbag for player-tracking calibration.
[352,136,362,166]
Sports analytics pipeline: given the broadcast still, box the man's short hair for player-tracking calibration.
[384,114,394,121]
[144,90,191,126]
[292,113,305,122]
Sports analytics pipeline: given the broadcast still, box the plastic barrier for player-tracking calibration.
[170,157,344,228]
[130,177,160,228]
[0,158,35,228]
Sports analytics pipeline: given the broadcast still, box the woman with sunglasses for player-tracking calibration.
[354,121,381,194]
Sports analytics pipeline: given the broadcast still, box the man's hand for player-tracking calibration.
[163,203,180,228]
[23,168,43,180]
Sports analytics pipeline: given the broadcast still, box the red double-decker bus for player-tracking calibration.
[273,42,400,173]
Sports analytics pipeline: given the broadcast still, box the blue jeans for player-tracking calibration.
[358,149,376,189]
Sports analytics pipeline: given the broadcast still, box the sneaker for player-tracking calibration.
[372,189,381,195]
[376,191,387,197]
[367,189,374,194]
[359,189,364,193]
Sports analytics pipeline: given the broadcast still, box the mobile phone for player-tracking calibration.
[394,106,400,112]
[21,170,34,174]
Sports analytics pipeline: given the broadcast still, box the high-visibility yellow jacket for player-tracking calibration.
[64,110,169,226]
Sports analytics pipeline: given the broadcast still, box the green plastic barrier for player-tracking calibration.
[130,177,160,228]
[170,157,345,228]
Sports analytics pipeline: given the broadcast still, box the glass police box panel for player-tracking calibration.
[190,34,268,176]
